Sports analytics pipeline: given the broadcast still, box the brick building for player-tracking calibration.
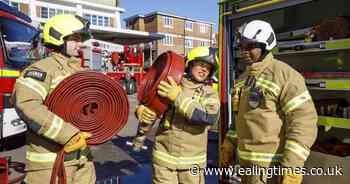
[124,11,215,57]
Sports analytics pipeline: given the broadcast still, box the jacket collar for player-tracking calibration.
[52,53,81,68]
[246,52,274,77]
[181,77,204,89]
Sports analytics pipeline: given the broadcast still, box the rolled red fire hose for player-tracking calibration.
[44,71,129,184]
[137,51,185,116]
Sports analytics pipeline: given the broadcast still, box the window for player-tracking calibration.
[98,16,103,26]
[0,16,39,69]
[91,15,97,25]
[41,7,48,18]
[103,17,109,27]
[56,9,63,15]
[185,21,193,31]
[200,24,207,33]
[40,7,68,19]
[200,41,208,46]
[163,16,173,28]
[49,8,55,18]
[162,35,174,46]
[83,14,111,27]
[185,39,193,48]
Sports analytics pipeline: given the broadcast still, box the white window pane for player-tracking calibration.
[98,16,103,26]
[57,9,63,15]
[103,17,109,27]
[41,7,48,18]
[49,8,55,18]
[92,15,97,25]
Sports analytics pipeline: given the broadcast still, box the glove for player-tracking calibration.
[220,138,235,168]
[280,171,303,184]
[157,76,181,102]
[136,105,157,124]
[64,132,92,153]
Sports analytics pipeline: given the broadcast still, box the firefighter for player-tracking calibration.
[222,20,318,184]
[14,14,95,184]
[135,46,220,184]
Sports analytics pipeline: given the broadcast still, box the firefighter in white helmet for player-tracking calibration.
[14,14,95,184]
[222,20,318,184]
[135,47,220,184]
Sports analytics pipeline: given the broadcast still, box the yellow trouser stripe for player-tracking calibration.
[17,77,48,99]
[285,140,309,161]
[43,115,64,140]
[238,149,282,162]
[153,150,206,165]
[26,152,57,162]
[282,91,311,113]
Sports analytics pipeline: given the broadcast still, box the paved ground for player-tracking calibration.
[0,95,220,184]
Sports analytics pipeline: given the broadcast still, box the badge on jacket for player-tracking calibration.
[248,87,263,109]
[24,70,47,81]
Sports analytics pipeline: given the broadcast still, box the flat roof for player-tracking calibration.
[124,11,214,25]
[90,27,164,45]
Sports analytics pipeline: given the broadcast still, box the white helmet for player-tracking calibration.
[238,20,276,51]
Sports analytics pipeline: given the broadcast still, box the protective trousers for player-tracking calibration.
[24,161,95,184]
[239,160,280,184]
[152,163,204,184]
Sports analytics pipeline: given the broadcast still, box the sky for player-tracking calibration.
[119,0,219,32]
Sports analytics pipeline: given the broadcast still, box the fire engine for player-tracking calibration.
[81,40,145,95]
[0,1,38,147]
[219,0,350,183]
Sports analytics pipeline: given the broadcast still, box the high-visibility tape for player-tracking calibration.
[238,149,282,163]
[43,115,64,140]
[282,91,311,113]
[153,150,206,165]
[26,151,57,163]
[256,78,280,96]
[16,77,48,99]
[0,69,20,78]
[285,140,310,161]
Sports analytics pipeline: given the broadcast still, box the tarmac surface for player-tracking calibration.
[0,94,220,184]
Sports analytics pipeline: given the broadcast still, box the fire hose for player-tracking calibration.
[126,51,184,151]
[43,71,129,184]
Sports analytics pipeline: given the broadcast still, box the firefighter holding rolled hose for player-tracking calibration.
[135,46,220,184]
[14,14,95,184]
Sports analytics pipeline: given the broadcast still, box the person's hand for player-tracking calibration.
[220,138,235,168]
[136,105,157,124]
[157,76,181,102]
[64,132,92,153]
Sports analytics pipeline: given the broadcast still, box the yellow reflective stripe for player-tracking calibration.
[256,78,280,96]
[1,69,20,77]
[285,140,310,161]
[26,151,57,162]
[16,77,48,99]
[51,74,70,89]
[43,115,64,140]
[180,98,194,114]
[282,91,311,113]
[226,130,237,139]
[201,98,218,106]
[238,149,282,162]
[235,80,245,88]
[153,150,206,165]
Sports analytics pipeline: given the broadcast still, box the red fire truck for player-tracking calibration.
[82,40,145,95]
[0,1,38,146]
